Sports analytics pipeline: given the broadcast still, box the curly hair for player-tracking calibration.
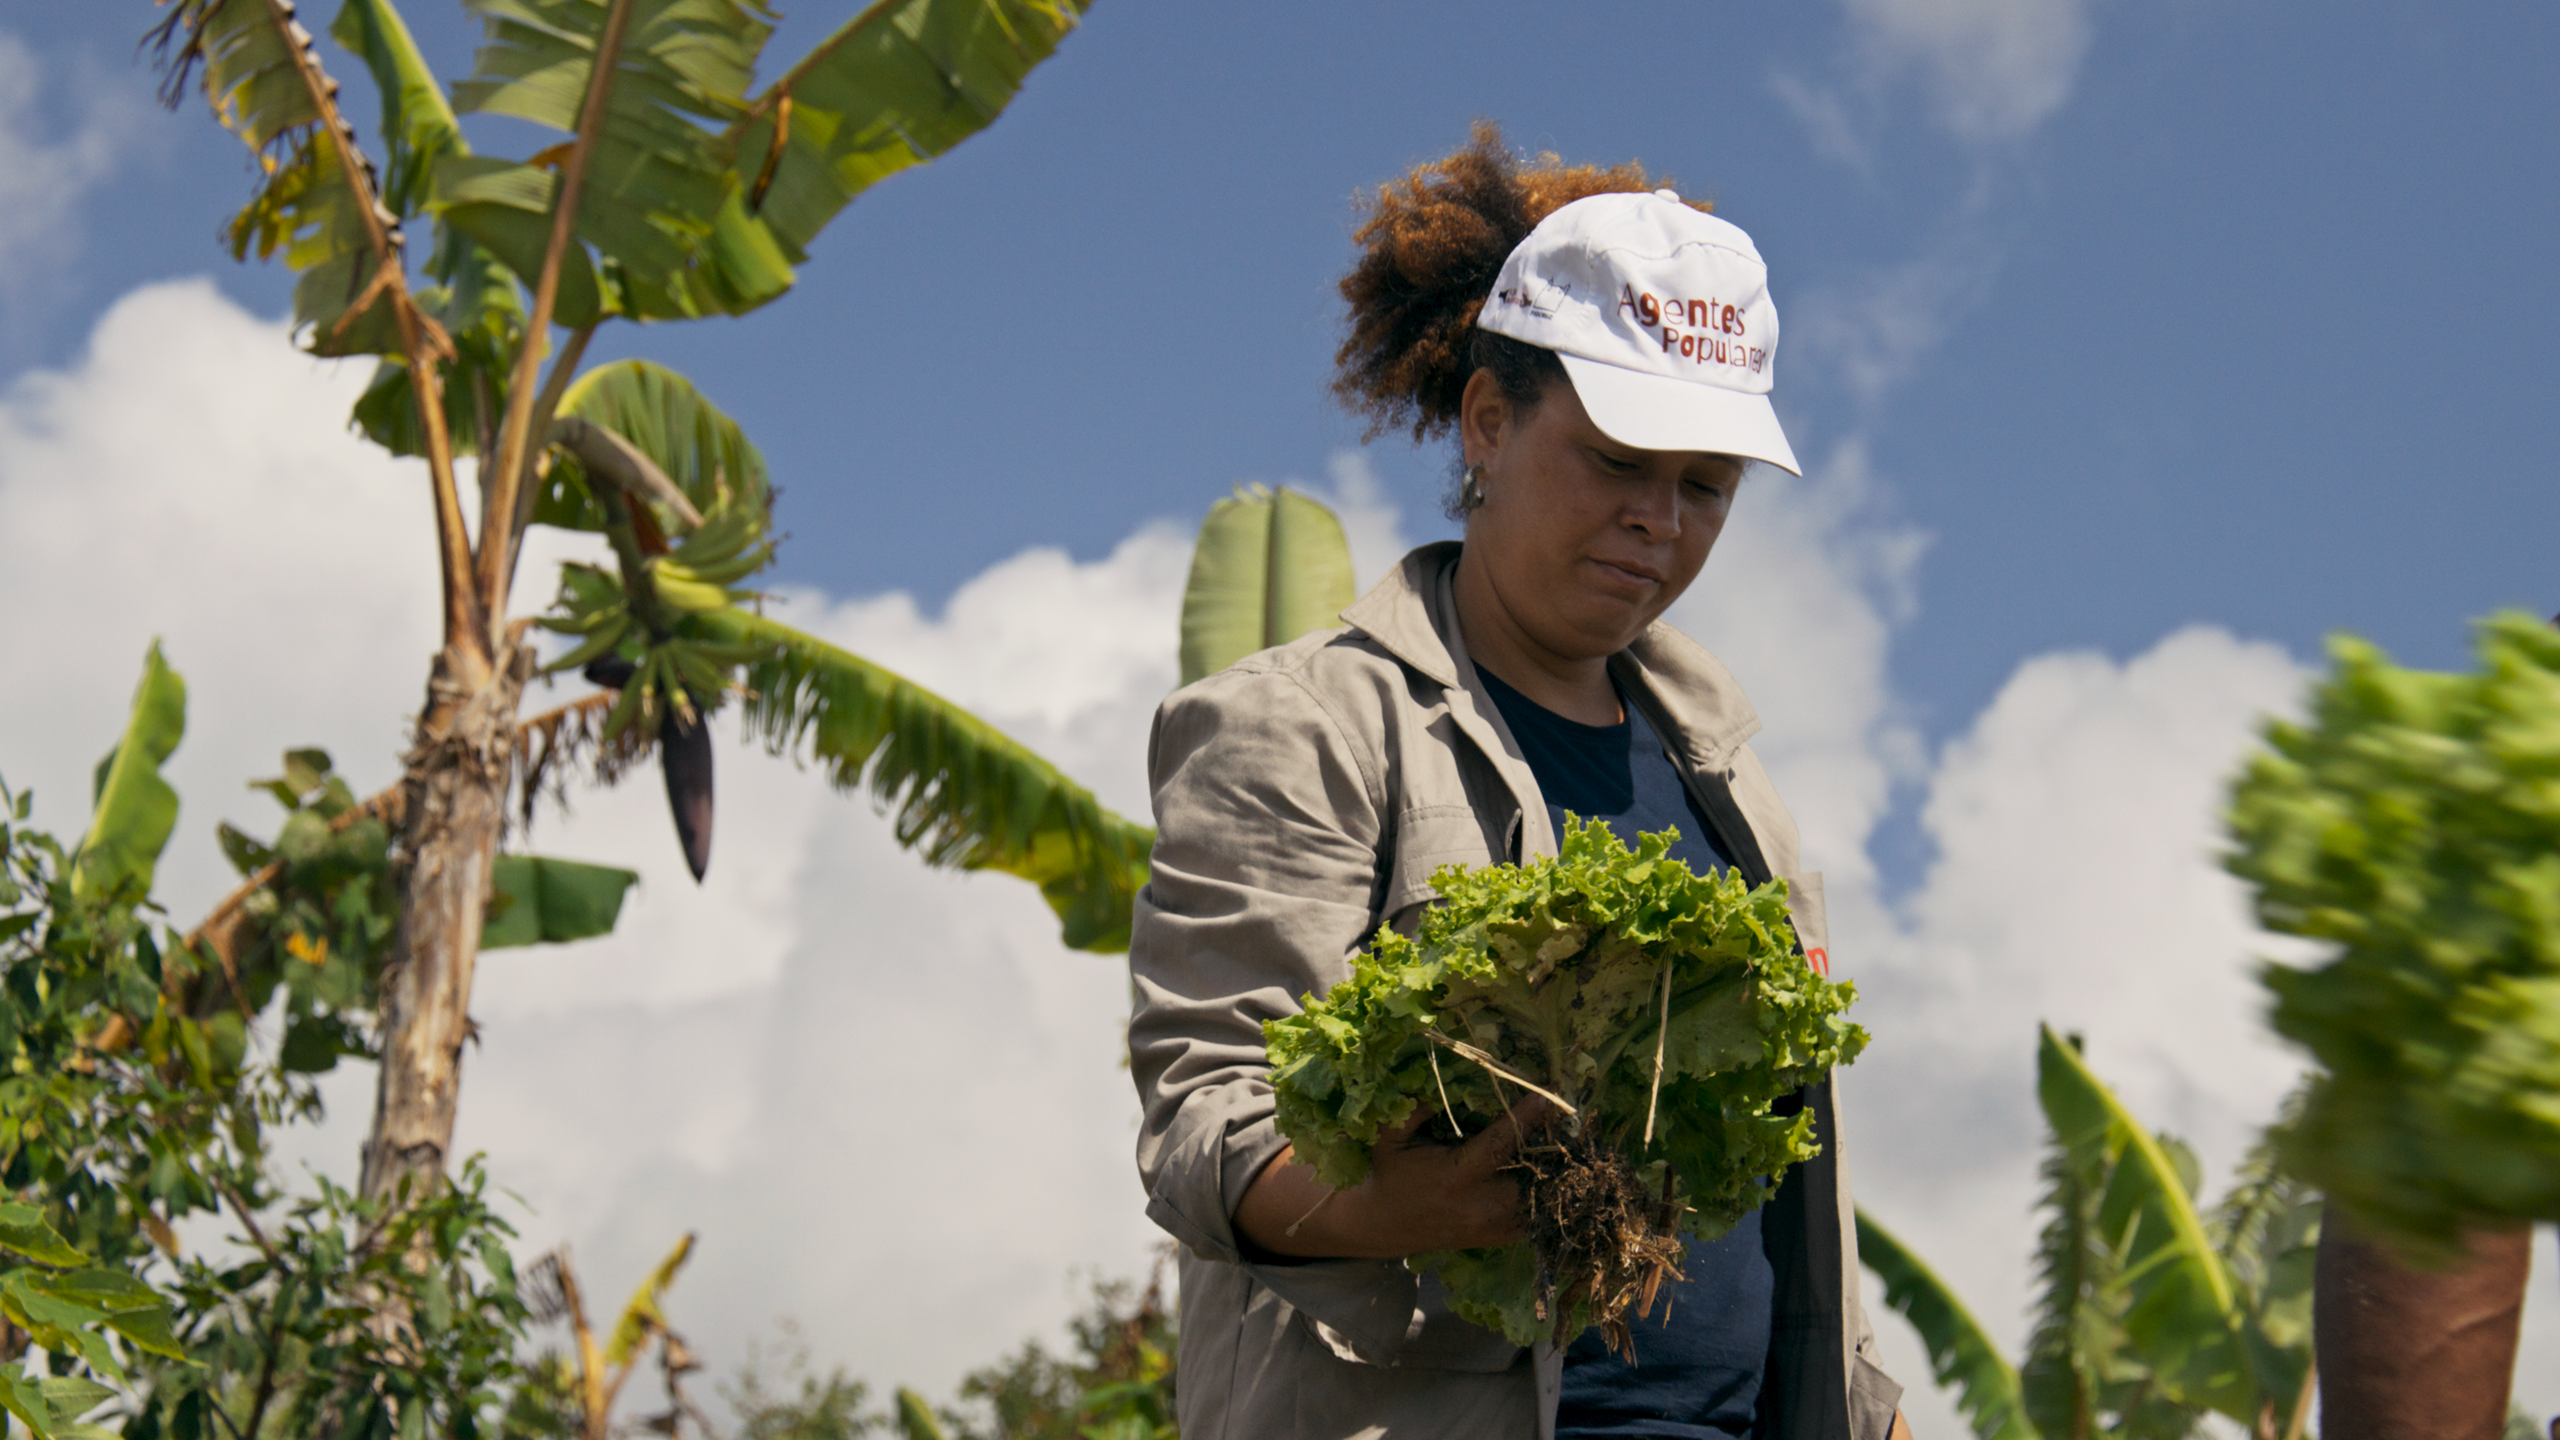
[1333,122,1703,447]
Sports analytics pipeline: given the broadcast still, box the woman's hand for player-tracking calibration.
[1234,1099,1549,1260]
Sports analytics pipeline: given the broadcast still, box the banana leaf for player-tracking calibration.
[698,608,1152,952]
[330,0,466,218]
[480,855,640,948]
[2019,1130,2098,1440]
[893,1388,951,1440]
[1856,1209,2038,1440]
[603,1232,694,1365]
[2210,1096,2320,1425]
[330,0,530,459]
[351,228,529,458]
[532,360,771,532]
[728,0,1092,267]
[1178,484,1356,686]
[72,644,186,908]
[2021,1045,2209,1440]
[449,0,793,321]
[2035,1024,2256,1423]
[151,0,405,354]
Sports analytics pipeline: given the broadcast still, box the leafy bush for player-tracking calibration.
[948,1273,1174,1440]
[1860,1028,2319,1440]
[0,679,548,1440]
[139,1161,535,1440]
[0,1200,183,1439]
[2225,612,2560,1253]
[723,1324,880,1440]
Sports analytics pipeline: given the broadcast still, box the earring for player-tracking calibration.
[1461,463,1488,511]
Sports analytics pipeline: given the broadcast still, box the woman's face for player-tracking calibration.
[1458,367,1745,665]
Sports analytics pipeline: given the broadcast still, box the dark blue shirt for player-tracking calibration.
[1476,666,1773,1440]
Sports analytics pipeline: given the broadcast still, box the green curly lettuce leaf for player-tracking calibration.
[2225,611,2560,1255]
[1264,815,1866,1342]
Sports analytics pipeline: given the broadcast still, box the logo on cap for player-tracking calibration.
[1614,284,1768,378]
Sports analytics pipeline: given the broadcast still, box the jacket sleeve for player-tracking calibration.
[1128,662,1386,1264]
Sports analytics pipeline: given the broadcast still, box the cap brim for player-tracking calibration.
[1556,353,1802,476]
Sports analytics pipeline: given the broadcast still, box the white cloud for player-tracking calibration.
[1789,241,2005,409]
[0,29,138,314]
[1769,70,1877,173]
[1839,627,2319,1425]
[1769,0,2092,247]
[4,281,2551,1435]
[1666,441,1928,893]
[0,279,437,912]
[1841,0,2097,143]
[1768,10,2050,412]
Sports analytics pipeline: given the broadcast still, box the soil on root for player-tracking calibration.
[1504,1122,1687,1359]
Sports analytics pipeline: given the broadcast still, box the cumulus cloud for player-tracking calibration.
[1840,0,2097,143]
[0,29,141,318]
[1788,241,2005,410]
[0,279,439,907]
[3,282,2549,1432]
[1841,629,2318,1417]
[1667,441,1927,892]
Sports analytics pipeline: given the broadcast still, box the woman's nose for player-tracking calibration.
[1622,477,1682,538]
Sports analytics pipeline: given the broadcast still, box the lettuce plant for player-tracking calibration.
[1265,817,1866,1347]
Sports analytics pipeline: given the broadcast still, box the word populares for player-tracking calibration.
[1619,285,1767,375]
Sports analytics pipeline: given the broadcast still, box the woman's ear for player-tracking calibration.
[1458,368,1509,468]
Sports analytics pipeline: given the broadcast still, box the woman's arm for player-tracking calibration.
[1130,664,1394,1265]
[1234,1099,1548,1259]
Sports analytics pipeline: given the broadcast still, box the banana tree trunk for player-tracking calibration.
[2314,1213,2531,1440]
[360,647,525,1203]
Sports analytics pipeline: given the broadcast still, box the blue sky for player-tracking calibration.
[5,1,2559,1425]
[13,0,2559,748]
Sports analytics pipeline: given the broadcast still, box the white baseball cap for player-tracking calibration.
[1477,189,1800,475]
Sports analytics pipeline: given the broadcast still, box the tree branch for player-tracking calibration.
[501,320,601,591]
[253,0,485,678]
[215,1178,282,1265]
[478,0,637,629]
[88,669,627,1057]
[551,417,704,528]
[241,1291,290,1440]
[552,1249,610,1440]
[183,785,406,960]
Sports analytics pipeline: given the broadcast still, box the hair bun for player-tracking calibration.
[1333,122,1689,443]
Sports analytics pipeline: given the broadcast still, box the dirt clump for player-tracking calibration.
[1504,1121,1688,1359]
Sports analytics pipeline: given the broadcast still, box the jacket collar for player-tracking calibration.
[1340,542,1466,689]
[1616,620,1763,770]
[1340,542,1765,773]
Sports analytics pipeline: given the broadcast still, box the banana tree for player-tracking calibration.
[1177,483,1357,685]
[510,1233,712,1440]
[1860,1025,2319,1440]
[144,0,1137,1211]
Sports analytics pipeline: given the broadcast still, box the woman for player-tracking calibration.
[1129,129,1907,1440]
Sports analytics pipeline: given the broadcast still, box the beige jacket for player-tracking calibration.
[1129,542,1902,1440]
